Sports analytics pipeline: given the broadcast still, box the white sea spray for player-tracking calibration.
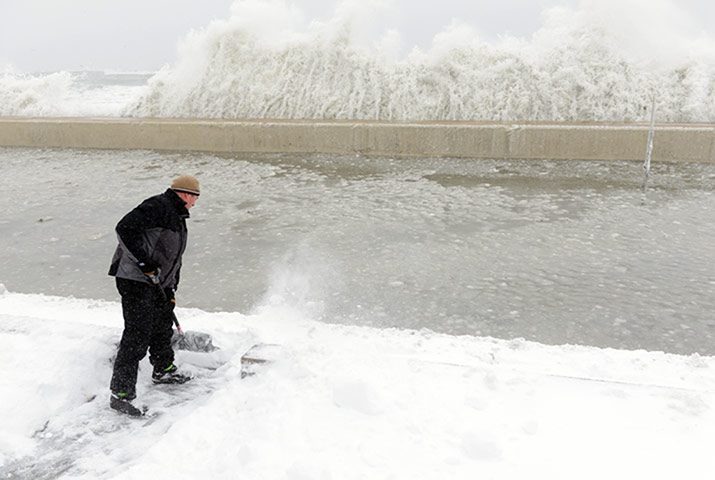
[2,0,714,121]
[0,70,76,116]
[124,0,715,122]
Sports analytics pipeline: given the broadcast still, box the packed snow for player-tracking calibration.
[1,285,713,479]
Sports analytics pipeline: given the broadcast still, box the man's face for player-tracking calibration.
[177,192,199,210]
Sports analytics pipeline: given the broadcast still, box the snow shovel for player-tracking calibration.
[149,272,217,353]
[169,311,217,353]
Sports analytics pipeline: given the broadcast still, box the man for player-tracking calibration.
[108,174,200,416]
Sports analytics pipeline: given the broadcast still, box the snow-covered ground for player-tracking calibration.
[1,285,714,479]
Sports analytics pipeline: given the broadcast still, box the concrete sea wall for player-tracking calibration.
[0,117,714,162]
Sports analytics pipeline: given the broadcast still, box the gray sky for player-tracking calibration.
[1,0,713,72]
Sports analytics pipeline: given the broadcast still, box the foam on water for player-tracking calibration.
[3,147,715,354]
[2,0,715,121]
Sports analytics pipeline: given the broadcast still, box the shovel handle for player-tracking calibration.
[154,282,184,336]
[170,311,184,335]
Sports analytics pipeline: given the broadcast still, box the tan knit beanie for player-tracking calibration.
[171,175,200,196]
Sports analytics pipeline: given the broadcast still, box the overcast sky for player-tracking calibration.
[1,0,713,73]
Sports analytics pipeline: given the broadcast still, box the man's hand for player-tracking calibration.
[138,261,161,284]
[165,288,176,312]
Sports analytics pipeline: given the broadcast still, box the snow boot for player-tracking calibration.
[152,364,192,385]
[110,392,144,417]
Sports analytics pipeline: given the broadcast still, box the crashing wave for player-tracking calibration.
[124,1,715,122]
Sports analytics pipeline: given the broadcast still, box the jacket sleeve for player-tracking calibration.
[115,199,161,266]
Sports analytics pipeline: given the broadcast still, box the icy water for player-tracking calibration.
[2,147,715,355]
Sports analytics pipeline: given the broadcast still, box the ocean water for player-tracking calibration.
[2,147,715,355]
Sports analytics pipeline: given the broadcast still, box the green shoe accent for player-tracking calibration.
[152,364,191,385]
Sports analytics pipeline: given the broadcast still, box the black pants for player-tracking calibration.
[110,278,174,397]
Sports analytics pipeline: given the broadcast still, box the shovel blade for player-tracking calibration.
[171,330,217,352]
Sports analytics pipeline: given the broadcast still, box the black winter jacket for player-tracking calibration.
[108,189,189,290]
